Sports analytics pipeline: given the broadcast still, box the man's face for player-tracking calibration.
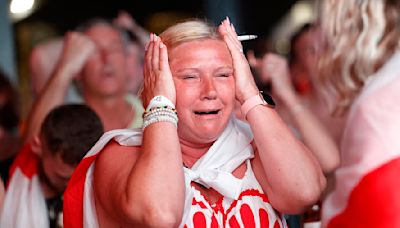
[40,147,76,194]
[81,24,128,98]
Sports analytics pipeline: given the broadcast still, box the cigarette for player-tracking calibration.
[237,35,258,41]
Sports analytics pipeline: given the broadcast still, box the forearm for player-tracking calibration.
[247,105,326,211]
[24,69,72,142]
[123,122,184,227]
[287,103,340,174]
[281,94,340,174]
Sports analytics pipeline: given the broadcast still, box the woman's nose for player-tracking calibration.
[201,78,217,100]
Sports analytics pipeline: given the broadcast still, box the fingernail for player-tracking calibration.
[150,33,153,41]
[160,43,165,48]
[226,16,230,24]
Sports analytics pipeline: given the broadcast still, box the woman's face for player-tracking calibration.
[169,39,235,144]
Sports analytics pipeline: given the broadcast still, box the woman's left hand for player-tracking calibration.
[218,18,259,104]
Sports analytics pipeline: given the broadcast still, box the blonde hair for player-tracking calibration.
[318,0,400,115]
[159,20,221,50]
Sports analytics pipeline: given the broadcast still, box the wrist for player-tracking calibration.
[289,103,305,114]
[146,95,175,112]
[279,92,299,107]
[237,88,259,105]
[52,67,75,84]
[143,95,178,130]
[56,62,81,79]
[241,91,275,118]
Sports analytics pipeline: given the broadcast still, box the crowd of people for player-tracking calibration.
[1,0,399,227]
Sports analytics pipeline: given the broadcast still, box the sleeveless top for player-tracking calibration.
[64,119,287,228]
[183,160,286,228]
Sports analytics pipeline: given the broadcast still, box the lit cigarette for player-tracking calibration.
[237,35,258,41]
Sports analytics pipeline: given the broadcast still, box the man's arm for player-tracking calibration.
[24,32,95,142]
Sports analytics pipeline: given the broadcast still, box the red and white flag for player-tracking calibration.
[0,144,49,228]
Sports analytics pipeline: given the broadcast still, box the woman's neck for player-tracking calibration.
[180,139,213,168]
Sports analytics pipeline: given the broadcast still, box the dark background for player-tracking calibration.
[11,0,299,117]
[22,0,298,36]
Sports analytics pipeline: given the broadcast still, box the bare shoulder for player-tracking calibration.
[93,140,141,224]
[93,140,140,198]
[94,140,141,182]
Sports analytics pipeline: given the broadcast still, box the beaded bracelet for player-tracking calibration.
[146,95,175,112]
[143,106,178,130]
[143,106,177,118]
[143,116,178,129]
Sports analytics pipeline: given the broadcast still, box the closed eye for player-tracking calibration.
[182,74,199,80]
[216,72,232,78]
[184,75,196,79]
[215,68,233,78]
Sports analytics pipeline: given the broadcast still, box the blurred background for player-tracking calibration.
[0,0,317,118]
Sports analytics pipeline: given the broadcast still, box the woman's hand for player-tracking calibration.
[141,34,176,108]
[218,18,259,104]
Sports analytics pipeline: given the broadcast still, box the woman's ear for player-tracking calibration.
[30,136,43,156]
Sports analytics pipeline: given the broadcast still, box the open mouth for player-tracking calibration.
[194,109,220,115]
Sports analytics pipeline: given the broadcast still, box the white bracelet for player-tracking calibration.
[143,115,178,130]
[143,107,178,130]
[146,95,175,112]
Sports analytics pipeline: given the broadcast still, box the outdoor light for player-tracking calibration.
[9,0,36,21]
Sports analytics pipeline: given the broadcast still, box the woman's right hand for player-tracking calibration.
[218,18,259,104]
[141,34,176,108]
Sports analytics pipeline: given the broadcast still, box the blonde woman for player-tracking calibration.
[318,0,400,227]
[64,18,325,227]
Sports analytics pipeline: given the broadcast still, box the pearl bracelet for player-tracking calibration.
[142,106,178,130]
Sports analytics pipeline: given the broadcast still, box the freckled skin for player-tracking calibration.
[169,39,236,144]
